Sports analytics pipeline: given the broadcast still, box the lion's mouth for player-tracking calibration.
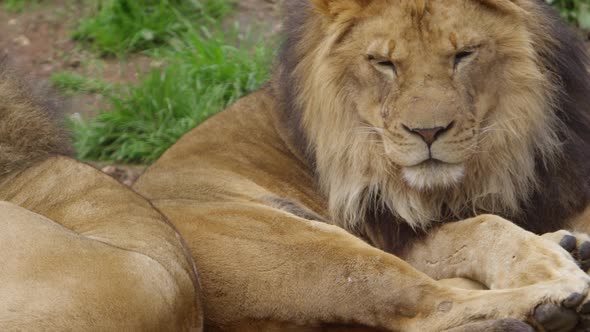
[415,159,446,167]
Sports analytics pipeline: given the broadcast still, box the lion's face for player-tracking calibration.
[287,0,560,227]
[316,0,549,190]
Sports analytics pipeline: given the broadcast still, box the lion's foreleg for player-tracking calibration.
[402,214,584,290]
[166,203,590,331]
[177,204,455,330]
[442,319,534,332]
[401,214,590,330]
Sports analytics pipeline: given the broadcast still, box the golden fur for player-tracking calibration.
[0,64,203,330]
[291,0,564,230]
[133,0,590,331]
[3,0,590,331]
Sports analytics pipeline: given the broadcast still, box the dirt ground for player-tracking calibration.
[0,0,586,184]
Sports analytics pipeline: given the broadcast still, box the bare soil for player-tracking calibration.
[0,1,154,119]
[230,0,283,35]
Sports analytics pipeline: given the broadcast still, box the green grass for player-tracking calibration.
[3,0,37,12]
[547,0,590,29]
[68,0,277,163]
[73,0,232,56]
[51,71,114,95]
[72,27,273,163]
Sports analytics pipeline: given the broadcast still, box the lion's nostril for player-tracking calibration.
[403,122,454,146]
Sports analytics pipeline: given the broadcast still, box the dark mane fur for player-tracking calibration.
[271,0,428,253]
[273,0,317,168]
[0,58,71,178]
[273,0,590,254]
[518,1,590,234]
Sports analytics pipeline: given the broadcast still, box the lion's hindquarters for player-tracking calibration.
[0,201,193,331]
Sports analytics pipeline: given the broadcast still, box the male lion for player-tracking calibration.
[133,0,590,331]
[125,0,590,330]
[0,62,203,330]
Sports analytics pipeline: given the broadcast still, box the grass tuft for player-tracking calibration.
[72,27,274,163]
[73,0,232,56]
[51,71,114,95]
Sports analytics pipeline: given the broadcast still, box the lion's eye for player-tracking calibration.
[454,50,475,69]
[377,60,395,69]
[368,55,397,76]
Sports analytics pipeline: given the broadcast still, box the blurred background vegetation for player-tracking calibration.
[547,0,590,29]
[0,0,587,167]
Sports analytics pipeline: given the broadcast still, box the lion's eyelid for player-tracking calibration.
[453,46,481,68]
[367,55,397,75]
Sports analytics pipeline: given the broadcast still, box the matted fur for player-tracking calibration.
[0,59,71,177]
[273,0,590,250]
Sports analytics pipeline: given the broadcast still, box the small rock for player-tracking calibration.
[13,35,31,47]
[101,166,118,175]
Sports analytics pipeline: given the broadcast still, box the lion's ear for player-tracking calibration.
[477,0,526,15]
[311,0,372,20]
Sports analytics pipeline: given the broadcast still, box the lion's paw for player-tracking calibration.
[543,230,590,272]
[525,278,590,332]
[533,301,581,331]
[439,277,590,332]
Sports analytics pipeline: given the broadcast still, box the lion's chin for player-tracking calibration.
[402,161,465,191]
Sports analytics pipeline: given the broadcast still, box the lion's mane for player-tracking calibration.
[272,0,590,253]
[0,59,71,177]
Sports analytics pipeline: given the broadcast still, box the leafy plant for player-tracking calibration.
[546,0,590,30]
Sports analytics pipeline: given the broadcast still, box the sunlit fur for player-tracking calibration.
[402,162,466,191]
[276,0,568,230]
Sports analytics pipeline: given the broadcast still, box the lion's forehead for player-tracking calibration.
[358,0,512,58]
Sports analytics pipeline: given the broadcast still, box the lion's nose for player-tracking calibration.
[403,122,454,146]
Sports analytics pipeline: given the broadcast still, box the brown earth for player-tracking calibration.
[0,1,154,119]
